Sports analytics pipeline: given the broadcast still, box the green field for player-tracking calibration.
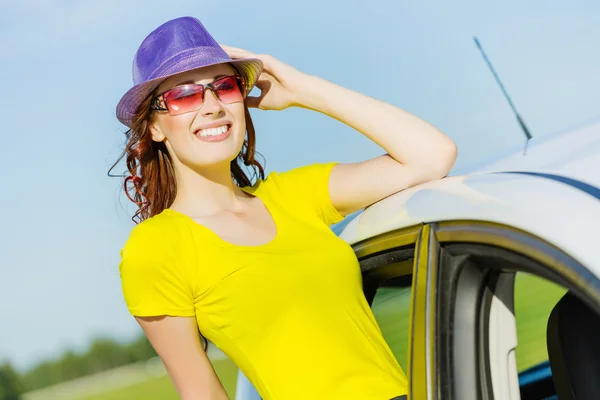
[82,358,237,400]
[84,272,565,398]
[513,273,567,370]
[82,374,178,400]
[372,272,567,373]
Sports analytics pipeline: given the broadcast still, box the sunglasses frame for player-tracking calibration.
[150,75,247,114]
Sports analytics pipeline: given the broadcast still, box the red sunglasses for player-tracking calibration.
[150,75,246,116]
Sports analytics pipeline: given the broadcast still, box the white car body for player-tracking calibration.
[336,119,600,274]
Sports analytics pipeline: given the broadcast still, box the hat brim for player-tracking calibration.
[116,57,263,128]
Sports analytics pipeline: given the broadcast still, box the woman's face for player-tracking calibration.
[149,64,246,170]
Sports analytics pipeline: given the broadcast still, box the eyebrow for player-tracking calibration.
[174,74,228,87]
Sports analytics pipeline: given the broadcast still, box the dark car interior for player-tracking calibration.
[520,291,600,400]
[546,292,600,400]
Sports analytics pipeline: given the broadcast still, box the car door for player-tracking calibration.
[353,223,427,398]
[363,224,441,400]
[426,220,600,400]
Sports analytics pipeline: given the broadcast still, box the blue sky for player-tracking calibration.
[1,0,599,371]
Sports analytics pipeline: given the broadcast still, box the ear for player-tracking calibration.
[148,121,166,142]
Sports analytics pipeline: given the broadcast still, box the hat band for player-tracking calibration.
[135,46,231,85]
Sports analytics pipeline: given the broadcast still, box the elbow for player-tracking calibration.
[429,138,458,179]
[440,138,459,176]
[410,139,458,185]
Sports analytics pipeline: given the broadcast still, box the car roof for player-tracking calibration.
[462,117,600,187]
[335,118,600,275]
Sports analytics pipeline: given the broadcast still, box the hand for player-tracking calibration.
[220,45,311,111]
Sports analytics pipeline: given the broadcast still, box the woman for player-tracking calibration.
[114,16,457,400]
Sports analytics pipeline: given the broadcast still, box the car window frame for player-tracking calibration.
[357,224,441,400]
[431,219,600,400]
[353,223,430,399]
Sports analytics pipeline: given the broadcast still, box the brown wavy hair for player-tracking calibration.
[109,93,265,224]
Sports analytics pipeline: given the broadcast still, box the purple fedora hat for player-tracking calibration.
[116,16,263,127]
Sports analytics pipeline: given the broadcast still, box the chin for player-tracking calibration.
[173,130,246,169]
[189,146,242,168]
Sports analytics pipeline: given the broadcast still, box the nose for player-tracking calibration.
[200,89,224,117]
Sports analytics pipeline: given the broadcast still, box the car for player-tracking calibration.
[234,117,600,400]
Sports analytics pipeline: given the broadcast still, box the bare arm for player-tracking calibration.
[136,316,229,400]
[220,46,458,216]
[295,75,458,216]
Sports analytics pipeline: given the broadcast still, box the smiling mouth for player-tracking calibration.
[195,123,231,138]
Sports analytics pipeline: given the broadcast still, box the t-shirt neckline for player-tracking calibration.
[162,185,281,250]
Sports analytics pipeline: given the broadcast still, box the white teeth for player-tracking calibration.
[198,125,228,137]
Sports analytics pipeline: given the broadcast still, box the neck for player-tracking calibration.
[169,160,246,217]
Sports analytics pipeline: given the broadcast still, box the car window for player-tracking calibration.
[371,284,412,371]
[514,272,567,371]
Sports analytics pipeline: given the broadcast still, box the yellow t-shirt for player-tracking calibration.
[119,162,408,399]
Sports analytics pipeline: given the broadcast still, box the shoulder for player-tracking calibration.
[280,161,338,185]
[122,212,169,250]
[119,213,196,317]
[120,211,189,265]
[247,162,339,196]
[247,162,344,225]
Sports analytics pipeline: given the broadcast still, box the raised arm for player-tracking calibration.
[136,315,229,400]
[222,45,458,216]
[296,76,457,216]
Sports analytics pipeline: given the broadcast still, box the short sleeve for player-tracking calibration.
[274,162,345,226]
[119,222,195,317]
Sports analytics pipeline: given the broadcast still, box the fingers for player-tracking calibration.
[257,71,279,84]
[245,95,262,109]
[254,79,271,91]
[220,44,274,72]
[245,75,274,109]
[219,44,248,53]
[220,44,255,58]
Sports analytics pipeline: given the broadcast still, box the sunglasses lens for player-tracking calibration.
[213,76,244,104]
[160,76,244,116]
[163,85,204,115]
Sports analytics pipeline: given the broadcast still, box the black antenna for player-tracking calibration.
[474,36,532,154]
